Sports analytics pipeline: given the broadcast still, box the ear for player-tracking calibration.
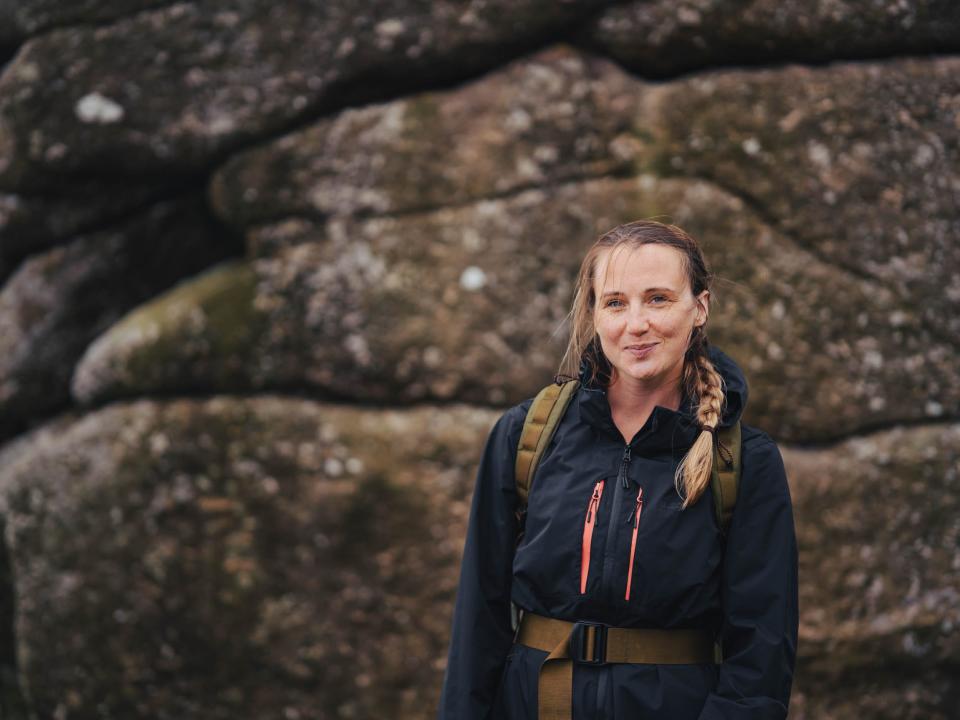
[694,290,710,327]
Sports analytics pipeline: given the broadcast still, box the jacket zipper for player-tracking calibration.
[580,480,605,594]
[624,486,643,601]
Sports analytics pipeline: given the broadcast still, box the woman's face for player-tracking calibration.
[592,243,709,394]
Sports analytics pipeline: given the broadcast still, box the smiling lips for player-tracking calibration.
[625,342,657,357]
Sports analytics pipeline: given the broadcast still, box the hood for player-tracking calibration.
[576,344,749,445]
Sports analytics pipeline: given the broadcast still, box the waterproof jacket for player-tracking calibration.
[437,347,798,720]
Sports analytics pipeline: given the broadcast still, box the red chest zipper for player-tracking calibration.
[580,480,605,594]
[625,486,643,601]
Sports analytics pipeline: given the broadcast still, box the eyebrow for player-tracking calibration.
[599,287,677,298]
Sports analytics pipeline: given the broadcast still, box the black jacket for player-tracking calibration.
[437,347,798,719]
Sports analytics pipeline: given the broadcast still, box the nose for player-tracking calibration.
[625,305,650,334]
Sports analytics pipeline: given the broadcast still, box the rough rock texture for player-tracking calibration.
[0,397,498,720]
[78,172,960,442]
[1,0,171,37]
[586,0,960,76]
[1,398,957,718]
[785,424,960,719]
[210,47,637,227]
[0,3,958,718]
[0,198,240,438]
[0,183,170,282]
[0,0,617,191]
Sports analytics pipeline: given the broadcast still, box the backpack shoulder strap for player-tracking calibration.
[515,380,579,511]
[711,421,742,534]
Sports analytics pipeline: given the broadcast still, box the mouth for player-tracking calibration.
[624,342,657,357]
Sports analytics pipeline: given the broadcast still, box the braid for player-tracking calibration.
[675,341,725,508]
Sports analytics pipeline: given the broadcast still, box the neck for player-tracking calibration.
[606,371,683,443]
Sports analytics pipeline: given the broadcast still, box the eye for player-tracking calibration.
[604,297,625,308]
[650,294,669,304]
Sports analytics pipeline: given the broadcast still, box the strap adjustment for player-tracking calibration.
[569,621,608,665]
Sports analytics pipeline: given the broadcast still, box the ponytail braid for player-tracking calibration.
[675,330,725,508]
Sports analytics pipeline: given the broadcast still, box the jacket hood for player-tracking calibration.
[576,344,749,446]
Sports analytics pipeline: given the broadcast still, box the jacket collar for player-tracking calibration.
[575,345,749,449]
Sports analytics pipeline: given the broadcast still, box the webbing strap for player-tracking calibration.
[711,421,741,533]
[515,380,579,510]
[517,613,718,720]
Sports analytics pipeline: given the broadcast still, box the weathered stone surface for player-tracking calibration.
[1,0,170,36]
[0,397,498,719]
[586,0,960,77]
[785,423,960,719]
[0,397,956,719]
[0,198,239,437]
[0,0,616,191]
[636,56,960,346]
[211,46,637,227]
[0,183,166,282]
[71,261,267,405]
[74,175,959,442]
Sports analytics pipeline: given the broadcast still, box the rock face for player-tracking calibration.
[1,400,957,719]
[785,425,960,719]
[0,397,498,719]
[0,2,958,718]
[84,50,960,442]
[0,0,616,190]
[0,198,240,438]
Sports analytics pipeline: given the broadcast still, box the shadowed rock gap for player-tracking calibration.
[585,44,960,83]
[0,179,204,285]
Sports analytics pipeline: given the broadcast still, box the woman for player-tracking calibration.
[437,220,798,720]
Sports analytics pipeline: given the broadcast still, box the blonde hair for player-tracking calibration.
[559,220,724,509]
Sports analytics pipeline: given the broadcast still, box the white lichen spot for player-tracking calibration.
[345,457,364,475]
[766,342,784,361]
[45,143,68,161]
[375,18,405,48]
[149,432,170,455]
[324,457,344,477]
[770,300,786,321]
[925,400,944,417]
[888,310,908,327]
[913,144,935,167]
[75,92,125,124]
[344,334,371,365]
[807,141,831,168]
[741,137,761,156]
[461,227,486,252]
[862,349,884,370]
[423,346,444,368]
[460,266,487,291]
[336,37,356,58]
[869,396,886,411]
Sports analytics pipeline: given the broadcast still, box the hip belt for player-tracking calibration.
[516,611,720,720]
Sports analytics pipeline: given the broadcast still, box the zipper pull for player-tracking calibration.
[618,445,632,489]
[626,486,643,524]
[586,484,601,522]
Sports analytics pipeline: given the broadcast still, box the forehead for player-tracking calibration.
[594,244,689,293]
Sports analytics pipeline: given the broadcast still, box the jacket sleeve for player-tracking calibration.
[436,404,527,720]
[696,435,799,720]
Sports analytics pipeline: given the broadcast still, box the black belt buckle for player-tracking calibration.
[569,621,608,665]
